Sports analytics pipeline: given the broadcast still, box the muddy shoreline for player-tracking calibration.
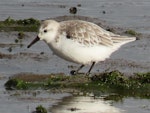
[0,2,150,111]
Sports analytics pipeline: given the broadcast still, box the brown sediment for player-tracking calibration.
[0,52,13,59]
[0,52,48,61]
[0,43,19,48]
[11,72,89,83]
[12,73,54,82]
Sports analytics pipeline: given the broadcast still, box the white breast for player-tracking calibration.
[48,35,114,65]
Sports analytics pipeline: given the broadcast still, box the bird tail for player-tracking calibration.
[112,35,136,43]
[111,35,136,51]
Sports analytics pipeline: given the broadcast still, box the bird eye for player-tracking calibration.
[44,29,47,33]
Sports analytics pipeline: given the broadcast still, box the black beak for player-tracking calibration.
[27,36,40,48]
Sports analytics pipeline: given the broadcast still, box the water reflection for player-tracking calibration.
[51,96,121,113]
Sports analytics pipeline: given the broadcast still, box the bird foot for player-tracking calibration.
[70,70,78,75]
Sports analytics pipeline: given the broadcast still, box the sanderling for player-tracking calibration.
[27,19,136,75]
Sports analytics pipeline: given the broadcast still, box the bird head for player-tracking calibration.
[27,20,59,48]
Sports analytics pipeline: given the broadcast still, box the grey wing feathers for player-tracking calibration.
[111,35,136,43]
[60,20,136,47]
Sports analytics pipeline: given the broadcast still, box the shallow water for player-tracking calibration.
[51,95,150,113]
[0,0,150,113]
[51,96,121,113]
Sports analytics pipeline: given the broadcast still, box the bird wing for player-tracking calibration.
[60,20,115,47]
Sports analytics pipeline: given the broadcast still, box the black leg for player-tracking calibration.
[86,62,95,75]
[76,64,85,72]
[70,64,84,75]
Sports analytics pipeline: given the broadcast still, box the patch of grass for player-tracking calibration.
[4,71,150,98]
[4,78,44,90]
[91,71,127,85]
[0,17,40,32]
[84,71,150,98]
[90,71,150,90]
[132,72,150,83]
[125,29,138,36]
[16,18,40,26]
[4,79,28,90]
[35,105,47,113]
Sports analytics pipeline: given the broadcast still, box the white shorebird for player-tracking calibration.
[28,19,136,75]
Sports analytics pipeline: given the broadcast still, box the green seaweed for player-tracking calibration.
[125,29,138,36]
[4,71,150,99]
[4,79,28,90]
[0,17,40,32]
[36,105,47,113]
